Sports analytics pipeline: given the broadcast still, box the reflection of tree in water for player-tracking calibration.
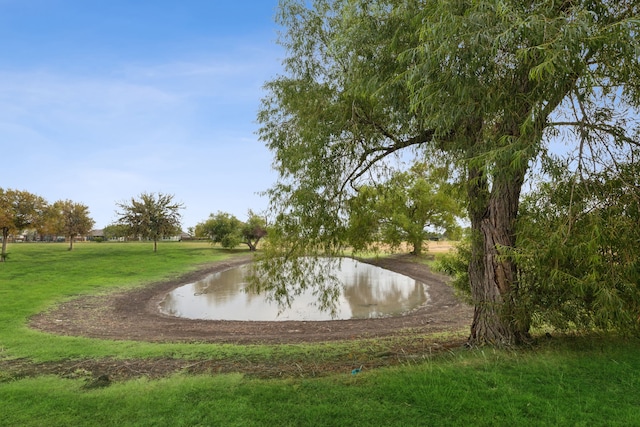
[161,258,429,320]
[194,267,250,305]
[246,257,344,317]
[340,260,429,318]
[193,264,333,313]
[159,292,180,316]
[247,257,429,319]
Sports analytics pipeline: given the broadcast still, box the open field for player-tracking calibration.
[1,241,639,426]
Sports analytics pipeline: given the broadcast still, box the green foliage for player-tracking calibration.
[0,188,47,261]
[240,210,268,251]
[258,0,640,344]
[101,223,129,240]
[0,189,47,233]
[116,192,184,252]
[345,185,381,252]
[197,211,267,251]
[199,211,243,249]
[433,240,472,304]
[516,158,640,333]
[436,157,640,335]
[347,162,464,255]
[48,200,95,250]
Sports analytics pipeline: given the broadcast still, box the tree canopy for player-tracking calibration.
[47,200,95,251]
[197,211,267,251]
[0,188,47,261]
[256,0,640,345]
[517,155,640,332]
[102,223,130,241]
[116,192,184,252]
[346,162,463,255]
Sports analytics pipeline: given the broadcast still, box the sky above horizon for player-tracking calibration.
[1,1,284,230]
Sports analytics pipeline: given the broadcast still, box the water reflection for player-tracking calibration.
[159,258,429,321]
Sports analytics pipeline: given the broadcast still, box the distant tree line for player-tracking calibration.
[0,188,271,256]
[1,185,465,260]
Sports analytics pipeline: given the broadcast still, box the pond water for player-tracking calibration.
[158,258,429,321]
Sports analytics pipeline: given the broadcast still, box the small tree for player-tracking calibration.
[49,200,95,250]
[198,211,267,251]
[39,204,62,242]
[347,163,463,255]
[241,211,268,251]
[116,192,184,252]
[0,188,47,261]
[199,212,242,249]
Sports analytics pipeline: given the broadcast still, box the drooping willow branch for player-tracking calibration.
[548,121,640,147]
[339,129,436,194]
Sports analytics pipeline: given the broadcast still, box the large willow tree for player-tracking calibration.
[257,0,640,345]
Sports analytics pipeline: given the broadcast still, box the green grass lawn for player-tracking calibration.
[0,241,250,361]
[1,242,640,426]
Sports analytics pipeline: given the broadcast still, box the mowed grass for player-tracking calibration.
[0,241,255,360]
[1,242,640,426]
[3,337,640,426]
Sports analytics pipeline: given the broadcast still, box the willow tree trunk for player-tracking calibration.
[467,166,529,346]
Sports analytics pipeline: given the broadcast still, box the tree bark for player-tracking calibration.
[1,227,8,262]
[246,236,264,251]
[467,166,529,346]
[410,238,423,256]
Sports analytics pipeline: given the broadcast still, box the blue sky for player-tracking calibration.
[0,1,283,229]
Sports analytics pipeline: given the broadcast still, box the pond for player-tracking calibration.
[158,258,430,321]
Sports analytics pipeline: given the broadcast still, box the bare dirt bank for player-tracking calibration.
[8,254,473,381]
[29,254,472,344]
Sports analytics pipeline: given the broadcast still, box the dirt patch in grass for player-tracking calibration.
[29,254,472,344]
[7,254,473,382]
[1,335,469,384]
